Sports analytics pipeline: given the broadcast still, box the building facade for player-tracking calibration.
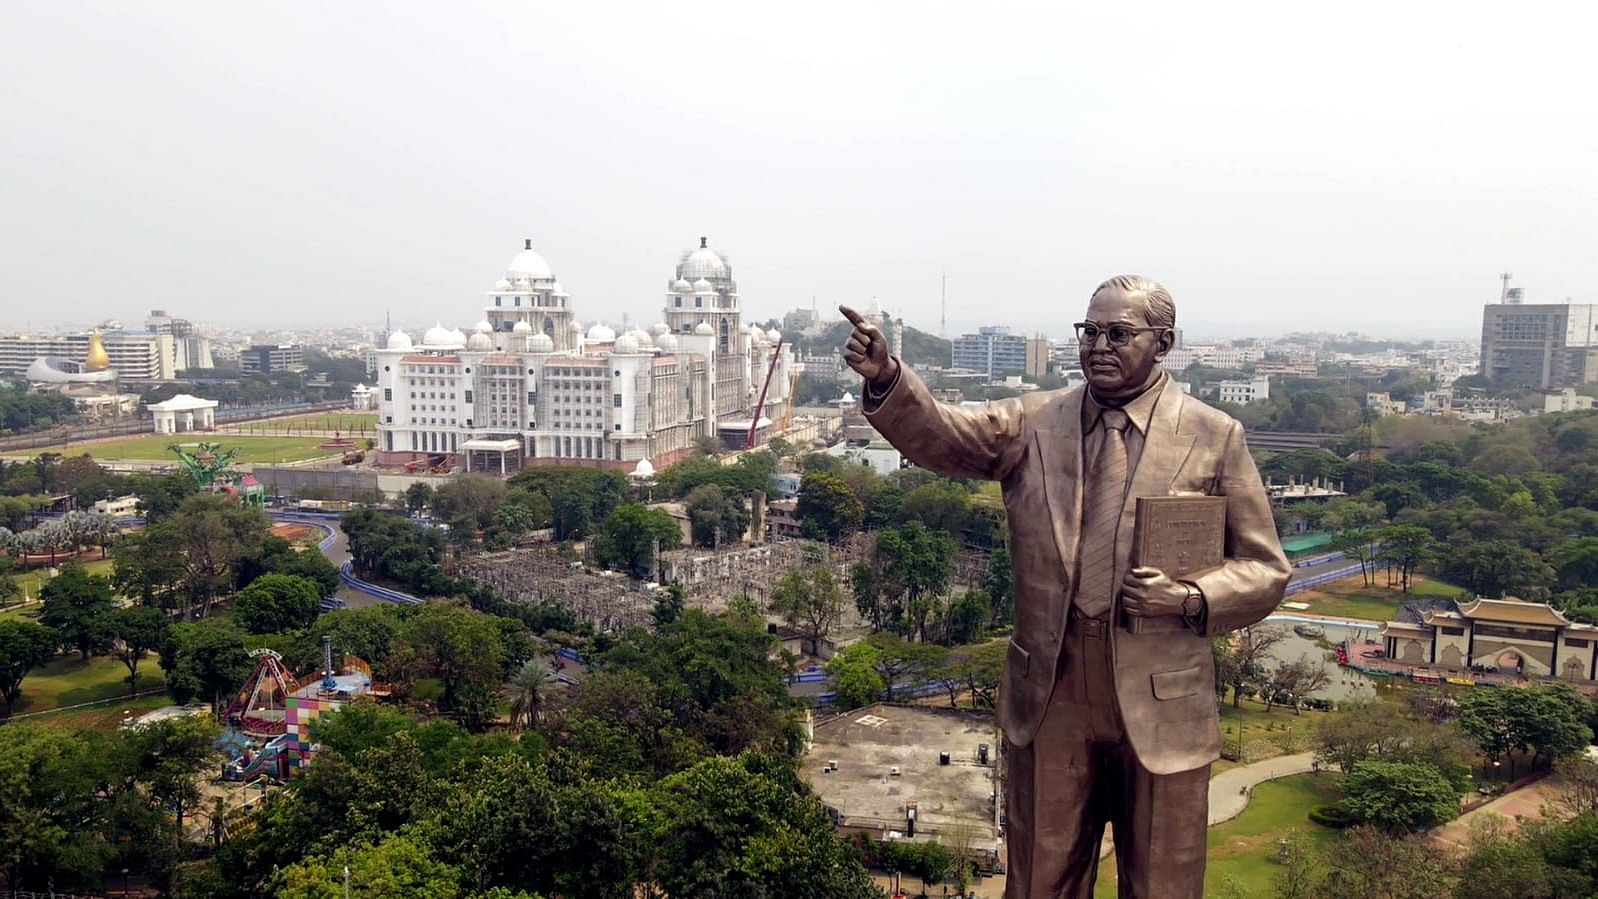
[1543,387,1596,414]
[1380,598,1598,681]
[1215,376,1271,405]
[374,239,792,473]
[1481,301,1598,389]
[951,326,1027,377]
[240,344,306,374]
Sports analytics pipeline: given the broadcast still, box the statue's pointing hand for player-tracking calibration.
[840,305,898,389]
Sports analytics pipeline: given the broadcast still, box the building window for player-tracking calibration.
[464,390,473,403]
[613,393,622,407]
[495,297,502,306]
[384,388,392,400]
[514,297,521,306]
[1441,626,1465,636]
[1567,638,1592,648]
[614,423,621,431]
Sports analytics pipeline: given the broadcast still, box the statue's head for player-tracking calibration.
[1077,275,1176,403]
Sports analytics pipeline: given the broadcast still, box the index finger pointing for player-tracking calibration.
[839,305,866,327]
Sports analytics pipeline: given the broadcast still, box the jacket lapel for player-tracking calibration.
[1033,388,1085,585]
[1115,378,1198,574]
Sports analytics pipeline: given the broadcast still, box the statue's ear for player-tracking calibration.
[1154,328,1175,359]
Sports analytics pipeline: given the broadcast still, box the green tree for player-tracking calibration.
[1376,525,1438,592]
[506,657,554,731]
[233,573,322,634]
[769,565,844,650]
[431,475,508,531]
[274,835,468,899]
[825,641,885,709]
[986,542,1014,625]
[108,605,169,695]
[0,619,58,716]
[936,639,1005,709]
[593,504,681,579]
[394,603,509,719]
[683,483,750,548]
[167,493,272,618]
[1331,526,1383,588]
[859,522,955,642]
[1548,537,1598,591]
[161,618,251,713]
[1339,760,1459,832]
[39,562,115,661]
[1442,539,1555,600]
[405,480,434,515]
[651,753,881,899]
[901,480,972,534]
[795,471,864,541]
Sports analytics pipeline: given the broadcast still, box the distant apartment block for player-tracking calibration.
[1544,388,1595,414]
[1255,360,1320,379]
[1024,337,1051,378]
[1481,298,1598,389]
[1366,392,1408,417]
[1163,345,1262,372]
[0,330,195,381]
[1215,376,1271,406]
[782,307,819,335]
[952,326,1027,377]
[240,343,306,374]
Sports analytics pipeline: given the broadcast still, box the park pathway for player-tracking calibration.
[1207,751,1318,825]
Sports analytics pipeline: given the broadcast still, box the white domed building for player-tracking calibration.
[373,235,790,475]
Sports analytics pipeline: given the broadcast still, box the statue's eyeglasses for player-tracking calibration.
[1073,322,1165,348]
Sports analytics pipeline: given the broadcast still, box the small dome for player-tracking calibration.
[631,457,655,478]
[672,278,692,293]
[569,320,584,333]
[466,332,493,351]
[494,278,512,290]
[506,242,554,281]
[655,332,679,352]
[552,281,569,297]
[692,278,714,294]
[529,333,555,352]
[625,328,653,347]
[766,328,782,343]
[386,330,413,350]
[586,323,616,342]
[512,320,533,333]
[448,328,467,345]
[473,320,493,333]
[422,323,459,348]
[614,335,640,354]
[693,321,714,336]
[649,322,670,337]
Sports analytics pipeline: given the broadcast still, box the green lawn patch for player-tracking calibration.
[12,652,167,715]
[227,411,379,435]
[1291,574,1467,623]
[19,693,173,731]
[1094,773,1341,897]
[2,559,117,620]
[29,435,337,464]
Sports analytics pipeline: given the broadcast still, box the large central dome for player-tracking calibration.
[506,238,554,281]
[676,236,730,281]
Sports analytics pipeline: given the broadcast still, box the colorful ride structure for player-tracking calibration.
[169,441,265,506]
[221,640,377,783]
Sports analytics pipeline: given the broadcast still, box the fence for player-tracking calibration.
[1283,562,1366,596]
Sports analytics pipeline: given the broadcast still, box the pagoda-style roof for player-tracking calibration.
[1380,621,1433,637]
[1421,610,1465,626]
[1456,598,1569,628]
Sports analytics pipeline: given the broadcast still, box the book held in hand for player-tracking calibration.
[1125,495,1226,634]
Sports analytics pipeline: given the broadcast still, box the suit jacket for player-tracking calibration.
[864,363,1290,774]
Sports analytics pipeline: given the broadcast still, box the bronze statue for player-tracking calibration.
[841,276,1289,898]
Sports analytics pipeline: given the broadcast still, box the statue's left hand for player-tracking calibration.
[1121,566,1188,618]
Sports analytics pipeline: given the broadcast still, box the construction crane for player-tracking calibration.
[746,338,785,449]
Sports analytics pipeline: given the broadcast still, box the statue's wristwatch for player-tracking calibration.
[1180,583,1201,618]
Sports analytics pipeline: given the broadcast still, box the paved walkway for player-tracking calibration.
[1432,775,1563,848]
[1207,751,1318,825]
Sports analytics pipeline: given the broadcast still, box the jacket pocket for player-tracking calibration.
[1150,665,1202,700]
[1007,639,1031,679]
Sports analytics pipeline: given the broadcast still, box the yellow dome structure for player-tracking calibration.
[84,331,110,372]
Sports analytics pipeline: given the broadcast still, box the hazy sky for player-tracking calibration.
[2,2,1594,340]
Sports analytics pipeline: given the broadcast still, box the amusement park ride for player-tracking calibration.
[217,638,378,784]
[169,441,265,506]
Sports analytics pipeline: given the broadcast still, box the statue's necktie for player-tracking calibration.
[1075,408,1130,618]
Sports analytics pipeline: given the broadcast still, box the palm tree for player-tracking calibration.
[506,657,554,731]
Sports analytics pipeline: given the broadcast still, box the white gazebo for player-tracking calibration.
[148,394,219,434]
[350,383,375,410]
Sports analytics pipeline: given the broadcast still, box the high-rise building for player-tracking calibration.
[240,344,306,374]
[951,326,1027,377]
[0,330,172,381]
[1025,337,1051,378]
[374,238,792,473]
[1480,299,1598,389]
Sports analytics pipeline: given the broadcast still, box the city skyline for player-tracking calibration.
[3,4,1593,340]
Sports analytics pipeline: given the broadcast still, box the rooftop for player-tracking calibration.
[1457,598,1569,627]
[802,703,998,852]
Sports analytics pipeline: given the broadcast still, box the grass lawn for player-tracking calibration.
[12,652,167,716]
[18,693,173,731]
[1,558,117,620]
[1213,695,1327,773]
[30,434,338,464]
[227,411,379,434]
[1094,773,1341,897]
[1291,574,1467,622]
